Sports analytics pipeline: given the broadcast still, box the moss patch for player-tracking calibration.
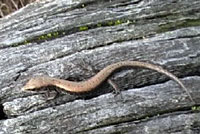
[79,26,89,31]
[192,106,200,111]
[157,19,200,33]
[11,18,135,47]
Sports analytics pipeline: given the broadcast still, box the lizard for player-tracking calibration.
[22,61,194,103]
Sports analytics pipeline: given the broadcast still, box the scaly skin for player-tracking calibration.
[22,61,194,102]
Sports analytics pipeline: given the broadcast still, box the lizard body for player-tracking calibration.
[22,61,193,102]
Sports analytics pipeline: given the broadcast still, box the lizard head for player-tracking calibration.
[22,77,49,91]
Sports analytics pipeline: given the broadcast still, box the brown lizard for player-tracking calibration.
[22,61,194,102]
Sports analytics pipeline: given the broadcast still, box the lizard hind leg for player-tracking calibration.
[107,79,124,100]
[75,58,124,98]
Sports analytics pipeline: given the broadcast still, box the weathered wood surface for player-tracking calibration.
[0,0,200,133]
